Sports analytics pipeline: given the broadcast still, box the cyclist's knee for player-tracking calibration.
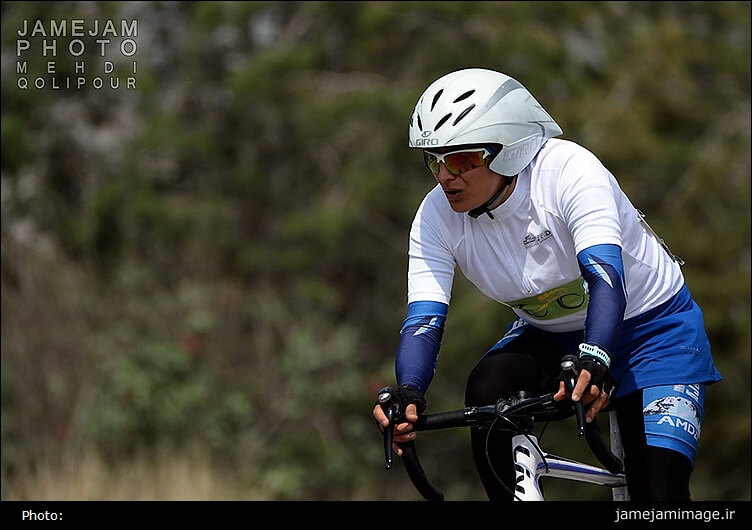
[465,352,524,406]
[465,350,556,406]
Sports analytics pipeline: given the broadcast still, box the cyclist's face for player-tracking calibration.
[431,150,507,213]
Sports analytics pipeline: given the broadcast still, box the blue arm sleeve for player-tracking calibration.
[395,301,448,395]
[577,244,627,358]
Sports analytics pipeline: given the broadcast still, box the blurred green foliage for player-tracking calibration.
[1,1,750,500]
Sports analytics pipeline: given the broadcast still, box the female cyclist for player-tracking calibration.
[373,68,722,501]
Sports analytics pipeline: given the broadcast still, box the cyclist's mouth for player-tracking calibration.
[444,189,462,201]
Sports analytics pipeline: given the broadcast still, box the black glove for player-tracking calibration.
[578,343,618,398]
[376,385,426,424]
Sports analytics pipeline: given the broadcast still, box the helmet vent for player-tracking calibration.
[430,89,444,111]
[453,90,475,103]
[434,113,452,131]
[417,114,423,131]
[452,104,475,126]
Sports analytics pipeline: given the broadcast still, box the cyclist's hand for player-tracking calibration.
[554,380,597,405]
[558,369,610,423]
[373,385,425,457]
[553,347,617,423]
[372,402,419,456]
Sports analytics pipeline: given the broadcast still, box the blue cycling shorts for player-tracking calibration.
[642,383,705,465]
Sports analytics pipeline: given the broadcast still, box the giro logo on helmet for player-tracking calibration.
[415,138,440,146]
[502,140,537,162]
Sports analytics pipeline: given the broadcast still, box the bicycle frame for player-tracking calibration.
[512,411,629,501]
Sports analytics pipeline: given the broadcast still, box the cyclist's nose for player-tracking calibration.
[435,163,456,183]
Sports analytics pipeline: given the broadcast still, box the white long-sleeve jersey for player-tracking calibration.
[407,138,685,332]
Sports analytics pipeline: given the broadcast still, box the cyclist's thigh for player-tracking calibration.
[615,384,705,501]
[465,326,568,407]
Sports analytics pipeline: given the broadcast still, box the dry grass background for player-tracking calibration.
[5,448,262,501]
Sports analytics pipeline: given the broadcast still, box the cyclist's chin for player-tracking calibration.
[444,191,485,214]
[447,198,474,213]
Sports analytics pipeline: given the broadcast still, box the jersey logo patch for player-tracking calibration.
[523,229,552,248]
[507,277,588,320]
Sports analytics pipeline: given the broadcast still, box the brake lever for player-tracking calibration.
[561,355,586,437]
[378,390,396,469]
[384,406,395,469]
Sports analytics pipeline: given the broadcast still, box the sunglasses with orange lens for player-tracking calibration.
[423,147,495,176]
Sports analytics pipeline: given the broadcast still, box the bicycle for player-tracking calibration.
[377,355,630,501]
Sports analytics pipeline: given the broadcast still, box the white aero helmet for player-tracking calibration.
[409,68,562,176]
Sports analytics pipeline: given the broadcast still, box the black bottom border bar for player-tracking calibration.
[1,500,750,527]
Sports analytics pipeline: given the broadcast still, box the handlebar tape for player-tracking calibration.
[399,441,444,501]
[584,417,624,475]
[413,409,471,431]
[399,410,474,501]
